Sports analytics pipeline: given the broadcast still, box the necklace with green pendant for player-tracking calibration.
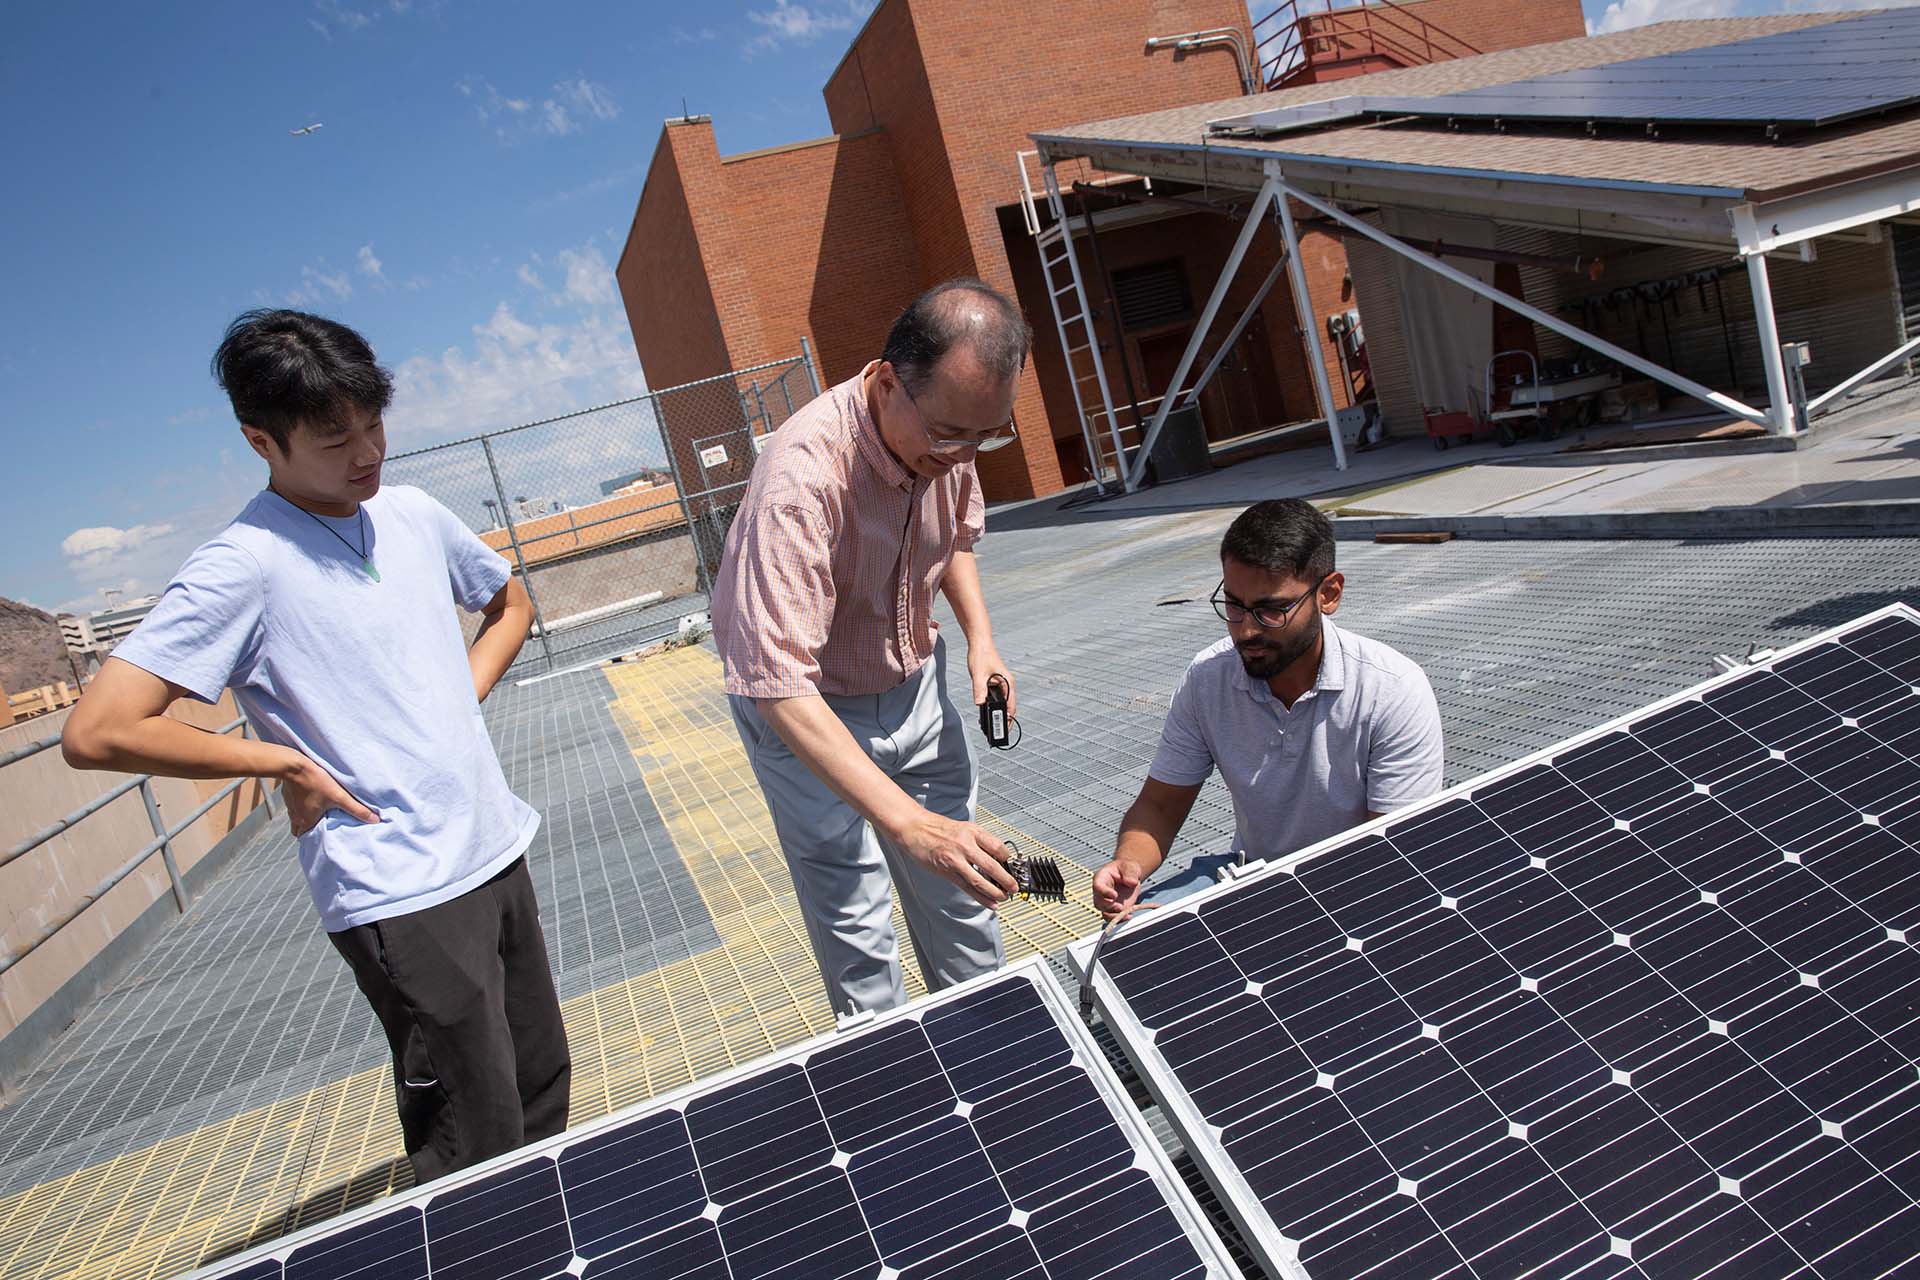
[292,500,381,581]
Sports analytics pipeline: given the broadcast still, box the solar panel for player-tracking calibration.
[1080,605,1920,1279]
[1212,9,1920,136]
[190,958,1242,1280]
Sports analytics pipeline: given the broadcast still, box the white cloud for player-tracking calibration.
[746,0,871,50]
[61,523,177,572]
[287,261,353,306]
[542,99,576,136]
[557,245,615,307]
[555,78,618,124]
[357,244,385,280]
[517,261,544,289]
[1587,0,1732,35]
[309,0,374,37]
[387,300,646,441]
[460,75,618,142]
[477,301,541,348]
[673,25,719,42]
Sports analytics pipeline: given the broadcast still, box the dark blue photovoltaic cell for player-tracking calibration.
[199,969,1224,1280]
[425,1160,572,1280]
[556,1110,704,1258]
[579,1218,726,1279]
[1356,9,1920,129]
[219,1262,281,1280]
[284,1207,425,1280]
[1100,611,1920,1279]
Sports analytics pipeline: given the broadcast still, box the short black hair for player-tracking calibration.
[882,278,1032,396]
[211,309,393,454]
[1221,499,1335,581]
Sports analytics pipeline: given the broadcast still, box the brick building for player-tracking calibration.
[616,0,1587,503]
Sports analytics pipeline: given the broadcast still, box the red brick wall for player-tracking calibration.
[1393,0,1588,63]
[617,124,732,391]
[716,131,923,388]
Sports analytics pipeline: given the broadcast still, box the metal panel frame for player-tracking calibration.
[185,956,1245,1280]
[1075,600,1920,1280]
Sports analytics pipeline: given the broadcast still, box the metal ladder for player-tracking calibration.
[1018,151,1132,491]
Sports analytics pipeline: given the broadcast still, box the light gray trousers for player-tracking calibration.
[729,638,1004,1016]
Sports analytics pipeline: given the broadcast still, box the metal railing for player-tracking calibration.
[0,717,272,976]
[1253,0,1480,88]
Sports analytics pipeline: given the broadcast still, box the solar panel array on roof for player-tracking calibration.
[191,959,1242,1280]
[1083,605,1920,1279]
[1211,9,1920,137]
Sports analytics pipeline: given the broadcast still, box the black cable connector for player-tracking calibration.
[979,673,1020,750]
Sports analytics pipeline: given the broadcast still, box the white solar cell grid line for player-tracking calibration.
[1078,603,1920,1280]
[183,957,1244,1280]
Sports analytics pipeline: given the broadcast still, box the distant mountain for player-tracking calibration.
[0,597,77,695]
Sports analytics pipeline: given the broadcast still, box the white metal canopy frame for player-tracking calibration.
[1731,165,1920,429]
[1031,133,1920,461]
[1269,165,1775,423]
[1020,153,1353,495]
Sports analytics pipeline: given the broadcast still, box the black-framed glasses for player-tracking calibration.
[1211,572,1330,629]
[898,379,1019,454]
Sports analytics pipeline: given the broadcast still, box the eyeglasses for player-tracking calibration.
[1211,572,1329,629]
[897,378,1019,455]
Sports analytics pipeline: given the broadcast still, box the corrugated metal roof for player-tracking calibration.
[1035,12,1918,201]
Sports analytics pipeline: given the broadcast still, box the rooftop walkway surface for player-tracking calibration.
[5,421,1920,1280]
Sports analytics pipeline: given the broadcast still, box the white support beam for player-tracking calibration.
[1125,175,1281,492]
[1271,169,1771,427]
[1178,257,1286,411]
[1731,167,1920,255]
[1747,253,1794,437]
[1275,190,1348,471]
[1807,333,1920,416]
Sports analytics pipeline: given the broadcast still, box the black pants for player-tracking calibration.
[328,856,571,1186]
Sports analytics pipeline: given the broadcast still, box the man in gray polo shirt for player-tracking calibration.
[1092,498,1443,916]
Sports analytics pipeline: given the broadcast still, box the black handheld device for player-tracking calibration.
[979,673,1019,750]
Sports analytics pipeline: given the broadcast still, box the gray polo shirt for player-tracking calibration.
[1149,618,1444,864]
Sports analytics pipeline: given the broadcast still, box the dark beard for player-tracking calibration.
[1237,618,1320,681]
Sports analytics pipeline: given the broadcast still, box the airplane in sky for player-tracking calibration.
[289,122,323,137]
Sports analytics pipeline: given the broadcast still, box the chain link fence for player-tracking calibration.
[383,348,820,674]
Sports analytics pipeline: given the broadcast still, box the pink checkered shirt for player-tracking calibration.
[713,363,985,699]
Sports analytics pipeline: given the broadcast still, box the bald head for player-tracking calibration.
[882,278,1032,396]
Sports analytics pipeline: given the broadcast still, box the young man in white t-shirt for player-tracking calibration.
[1093,499,1445,917]
[62,309,567,1185]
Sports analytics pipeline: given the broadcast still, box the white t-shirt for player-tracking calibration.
[1149,619,1444,863]
[113,485,539,931]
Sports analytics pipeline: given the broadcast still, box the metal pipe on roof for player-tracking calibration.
[1144,28,1257,96]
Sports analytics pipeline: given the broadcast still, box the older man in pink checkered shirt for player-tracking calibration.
[713,279,1029,1017]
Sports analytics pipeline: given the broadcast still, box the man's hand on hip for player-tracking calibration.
[280,752,381,836]
[886,810,1019,909]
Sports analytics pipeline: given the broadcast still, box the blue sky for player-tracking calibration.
[0,0,1875,614]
